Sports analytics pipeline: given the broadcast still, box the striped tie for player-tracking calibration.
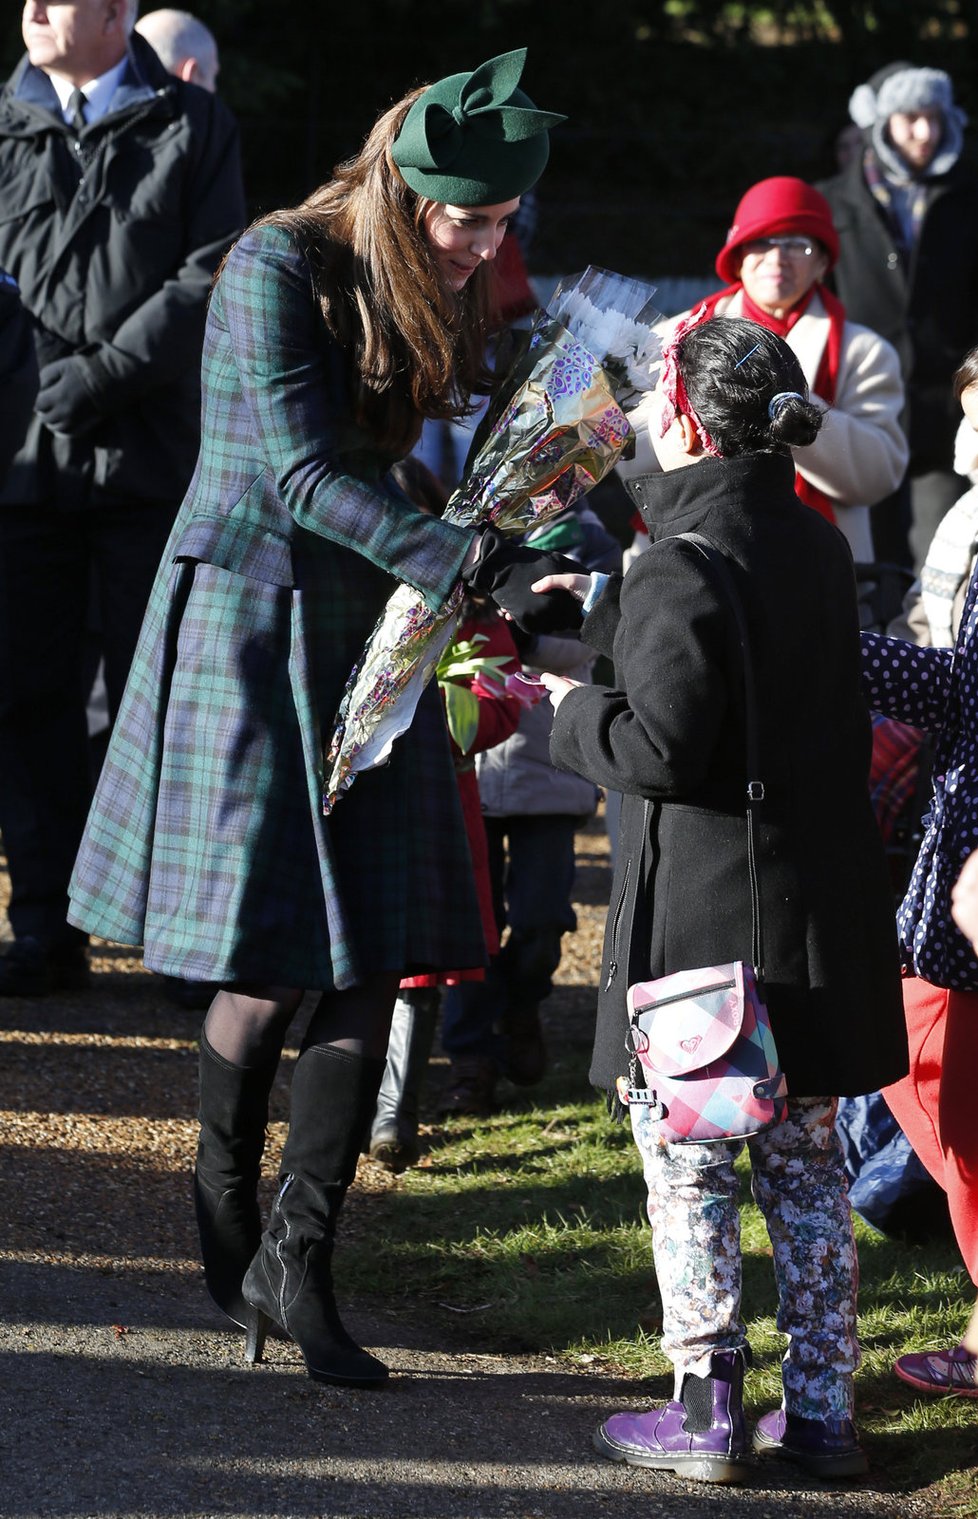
[67,87,87,134]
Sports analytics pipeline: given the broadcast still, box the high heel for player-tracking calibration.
[242,1044,390,1388]
[244,1202,388,1386]
[244,1303,270,1365]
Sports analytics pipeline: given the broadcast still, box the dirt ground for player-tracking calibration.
[0,819,928,1519]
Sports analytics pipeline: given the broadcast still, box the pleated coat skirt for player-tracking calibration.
[68,538,486,992]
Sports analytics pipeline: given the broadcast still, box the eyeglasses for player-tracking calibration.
[741,236,819,261]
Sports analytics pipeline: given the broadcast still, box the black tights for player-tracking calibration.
[202,973,402,1070]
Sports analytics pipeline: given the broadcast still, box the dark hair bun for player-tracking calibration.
[768,392,822,449]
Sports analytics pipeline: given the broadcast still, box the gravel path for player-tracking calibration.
[0,834,930,1519]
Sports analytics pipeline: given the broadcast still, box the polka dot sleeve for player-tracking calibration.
[860,631,953,734]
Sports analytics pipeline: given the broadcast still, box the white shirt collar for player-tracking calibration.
[47,57,129,127]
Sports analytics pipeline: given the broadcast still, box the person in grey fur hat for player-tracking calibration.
[849,62,967,185]
[820,63,978,571]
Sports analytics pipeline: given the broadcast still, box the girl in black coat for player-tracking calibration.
[534,318,906,1485]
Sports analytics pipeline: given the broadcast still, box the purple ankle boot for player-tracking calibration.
[594,1348,751,1485]
[753,1409,868,1479]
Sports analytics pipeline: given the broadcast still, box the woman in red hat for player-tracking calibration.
[629,177,907,566]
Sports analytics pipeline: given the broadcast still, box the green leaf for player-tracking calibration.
[441,652,513,684]
[436,634,489,683]
[442,682,480,753]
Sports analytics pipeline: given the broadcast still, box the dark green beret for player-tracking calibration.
[392,48,565,206]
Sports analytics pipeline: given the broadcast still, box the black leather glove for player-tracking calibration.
[507,620,539,660]
[461,526,587,633]
[35,357,102,438]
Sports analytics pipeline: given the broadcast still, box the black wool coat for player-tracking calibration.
[0,35,245,508]
[819,155,978,474]
[0,276,36,482]
[549,452,907,1099]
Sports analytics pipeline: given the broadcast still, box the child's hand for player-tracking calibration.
[539,672,581,710]
[531,572,590,602]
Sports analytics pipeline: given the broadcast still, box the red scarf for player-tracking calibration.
[691,281,847,526]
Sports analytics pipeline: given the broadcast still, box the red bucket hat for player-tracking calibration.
[715,176,840,283]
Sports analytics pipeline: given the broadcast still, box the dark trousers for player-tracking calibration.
[441,813,578,1059]
[0,499,176,944]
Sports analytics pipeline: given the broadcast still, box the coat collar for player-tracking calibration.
[628,452,797,538]
[1,33,176,136]
[831,146,969,213]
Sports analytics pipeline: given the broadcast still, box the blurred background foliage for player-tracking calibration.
[2,1,975,277]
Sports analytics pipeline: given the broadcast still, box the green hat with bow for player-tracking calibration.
[392,48,565,206]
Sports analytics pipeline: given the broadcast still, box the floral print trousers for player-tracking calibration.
[632,1095,859,1420]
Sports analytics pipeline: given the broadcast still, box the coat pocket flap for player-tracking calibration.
[172,513,294,588]
[627,962,744,1075]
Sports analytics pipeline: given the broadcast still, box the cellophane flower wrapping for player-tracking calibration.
[322,271,661,813]
[548,266,663,411]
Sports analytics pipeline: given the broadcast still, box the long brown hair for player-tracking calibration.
[256,90,498,456]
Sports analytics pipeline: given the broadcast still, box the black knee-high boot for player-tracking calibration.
[194,1031,278,1329]
[369,987,440,1172]
[242,1044,388,1387]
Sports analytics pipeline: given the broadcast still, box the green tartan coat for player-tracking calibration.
[68,224,486,990]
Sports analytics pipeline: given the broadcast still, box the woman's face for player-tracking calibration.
[422,199,520,291]
[737,236,828,318]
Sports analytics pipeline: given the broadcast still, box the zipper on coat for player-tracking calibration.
[605,858,632,990]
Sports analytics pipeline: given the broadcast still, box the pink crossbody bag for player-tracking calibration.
[622,534,788,1144]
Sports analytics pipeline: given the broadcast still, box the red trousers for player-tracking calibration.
[883,977,978,1284]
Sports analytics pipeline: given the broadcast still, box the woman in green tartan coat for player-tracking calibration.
[68,51,569,1388]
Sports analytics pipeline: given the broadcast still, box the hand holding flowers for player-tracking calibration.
[321,267,660,813]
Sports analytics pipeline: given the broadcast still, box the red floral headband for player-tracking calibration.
[655,309,723,458]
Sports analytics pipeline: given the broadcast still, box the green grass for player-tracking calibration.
[346,1071,978,1514]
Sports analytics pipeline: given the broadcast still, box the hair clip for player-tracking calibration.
[734,343,761,370]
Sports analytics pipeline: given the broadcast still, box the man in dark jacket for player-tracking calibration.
[0,273,37,482]
[820,64,978,570]
[0,0,246,994]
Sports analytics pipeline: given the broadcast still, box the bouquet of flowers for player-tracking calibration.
[548,266,662,410]
[322,269,661,814]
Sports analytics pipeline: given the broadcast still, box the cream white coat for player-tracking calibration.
[621,290,908,563]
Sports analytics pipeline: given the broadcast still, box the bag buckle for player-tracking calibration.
[747,780,765,802]
[625,1088,667,1118]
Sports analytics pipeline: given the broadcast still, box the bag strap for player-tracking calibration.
[669,531,765,978]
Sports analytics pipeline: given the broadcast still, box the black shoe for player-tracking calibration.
[242,1045,389,1387]
[369,1125,420,1174]
[436,1055,497,1117]
[0,937,90,997]
[498,1006,547,1086]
